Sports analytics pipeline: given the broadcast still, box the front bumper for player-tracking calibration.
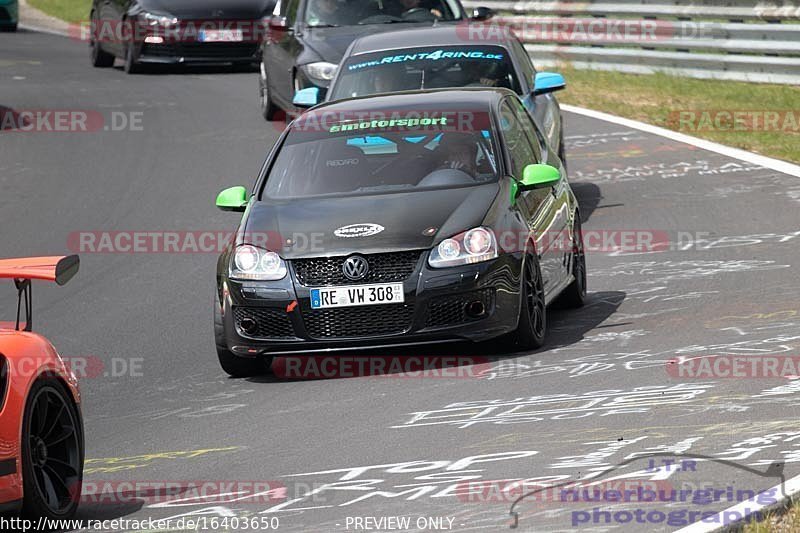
[136,40,260,65]
[218,251,524,355]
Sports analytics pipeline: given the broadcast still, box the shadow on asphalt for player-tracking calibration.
[113,63,258,76]
[243,290,626,383]
[570,181,605,223]
[548,290,627,350]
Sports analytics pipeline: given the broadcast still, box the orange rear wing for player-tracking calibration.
[0,255,79,331]
[0,255,79,285]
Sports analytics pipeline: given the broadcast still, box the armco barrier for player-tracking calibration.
[461,0,800,83]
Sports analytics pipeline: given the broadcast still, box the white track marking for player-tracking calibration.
[562,104,800,179]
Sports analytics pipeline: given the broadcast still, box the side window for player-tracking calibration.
[509,99,544,162]
[499,101,538,178]
[512,39,535,92]
[283,0,300,24]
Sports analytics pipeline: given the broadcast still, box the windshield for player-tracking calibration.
[330,46,521,99]
[263,113,498,199]
[304,0,461,27]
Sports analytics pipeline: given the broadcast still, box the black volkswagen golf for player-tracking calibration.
[214,89,586,377]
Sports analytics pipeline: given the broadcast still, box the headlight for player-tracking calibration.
[301,62,338,83]
[138,11,178,27]
[231,245,287,280]
[428,227,498,268]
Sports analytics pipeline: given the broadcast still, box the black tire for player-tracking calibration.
[214,292,268,377]
[21,379,83,521]
[217,346,268,378]
[90,15,115,68]
[124,40,142,74]
[91,41,115,68]
[0,23,17,32]
[559,213,587,308]
[512,255,547,350]
[259,62,280,121]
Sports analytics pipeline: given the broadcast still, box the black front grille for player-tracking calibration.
[233,307,295,339]
[293,251,422,287]
[180,42,259,59]
[141,42,259,60]
[425,289,494,329]
[303,304,414,339]
[142,43,176,57]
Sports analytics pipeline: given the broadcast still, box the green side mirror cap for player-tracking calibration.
[511,164,561,204]
[522,164,560,189]
[216,186,248,212]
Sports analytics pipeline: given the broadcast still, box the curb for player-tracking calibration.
[673,473,800,532]
[19,0,71,37]
[561,104,800,179]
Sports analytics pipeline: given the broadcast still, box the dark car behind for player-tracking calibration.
[259,0,493,119]
[90,0,276,73]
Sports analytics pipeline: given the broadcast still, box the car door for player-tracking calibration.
[265,0,302,108]
[513,39,561,153]
[515,98,573,294]
[499,99,563,294]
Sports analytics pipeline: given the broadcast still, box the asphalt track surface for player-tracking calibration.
[3,29,800,533]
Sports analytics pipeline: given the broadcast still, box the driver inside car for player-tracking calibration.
[307,0,356,26]
[386,0,443,19]
[436,134,478,177]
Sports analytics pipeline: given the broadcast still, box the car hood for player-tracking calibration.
[244,183,499,259]
[138,0,273,19]
[302,23,430,64]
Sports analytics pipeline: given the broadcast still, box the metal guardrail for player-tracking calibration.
[461,0,800,83]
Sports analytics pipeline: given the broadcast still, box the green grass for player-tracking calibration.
[742,503,800,532]
[559,66,800,164]
[28,0,91,24]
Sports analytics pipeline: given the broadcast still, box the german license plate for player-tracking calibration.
[310,283,404,309]
[198,29,244,42]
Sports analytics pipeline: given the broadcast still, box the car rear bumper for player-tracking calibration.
[218,251,524,355]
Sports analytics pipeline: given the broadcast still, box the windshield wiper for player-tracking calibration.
[308,23,340,28]
[353,184,414,192]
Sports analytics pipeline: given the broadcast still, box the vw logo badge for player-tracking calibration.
[342,255,369,281]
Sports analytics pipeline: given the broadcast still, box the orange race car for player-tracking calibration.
[0,255,84,519]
